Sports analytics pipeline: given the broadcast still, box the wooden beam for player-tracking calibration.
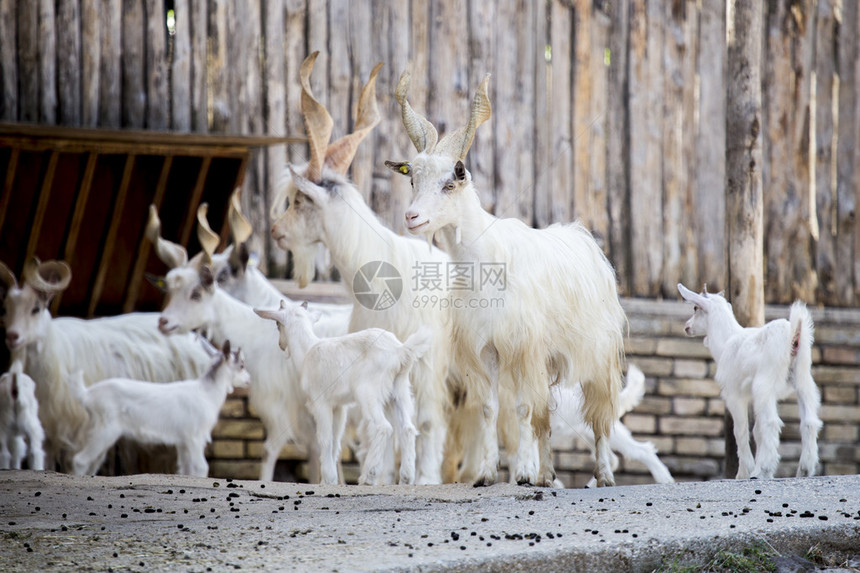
[88,153,136,317]
[51,150,98,314]
[123,155,172,313]
[25,150,59,260]
[0,147,19,232]
[179,155,211,246]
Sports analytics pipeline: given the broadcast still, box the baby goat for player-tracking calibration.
[255,300,428,486]
[678,283,821,479]
[0,360,45,470]
[70,340,249,477]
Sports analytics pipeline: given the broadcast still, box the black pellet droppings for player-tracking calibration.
[592,530,599,535]
[180,489,186,494]
[178,524,184,529]
[305,491,315,495]
[62,513,67,518]
[471,532,477,536]
[487,542,492,547]
[730,525,736,529]
[61,526,67,531]
[7,522,14,526]
[755,490,761,494]
[783,503,789,508]
[460,546,466,550]
[799,511,814,518]
[121,514,128,518]
[211,508,215,513]
[481,517,488,522]
[818,515,828,521]
[113,553,118,558]
[87,496,93,501]
[167,490,173,495]
[632,533,638,537]
[646,502,652,506]
[35,492,41,497]
[528,510,534,515]
[767,519,773,523]
[839,498,846,502]
[120,494,125,498]
[144,508,156,513]
[451,532,460,541]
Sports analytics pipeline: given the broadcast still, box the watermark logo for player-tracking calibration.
[353,261,403,310]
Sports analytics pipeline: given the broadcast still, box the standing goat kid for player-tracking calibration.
[0,360,45,471]
[70,340,249,477]
[678,283,821,479]
[255,300,426,486]
[388,71,627,487]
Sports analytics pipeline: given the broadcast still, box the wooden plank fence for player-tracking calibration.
[1,0,859,307]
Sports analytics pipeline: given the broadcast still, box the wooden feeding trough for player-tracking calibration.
[0,122,297,369]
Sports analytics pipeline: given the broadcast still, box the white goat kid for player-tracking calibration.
[0,360,45,470]
[0,259,210,470]
[388,71,627,487]
[70,340,249,477]
[270,53,452,485]
[255,300,426,486]
[549,365,673,487]
[678,283,821,479]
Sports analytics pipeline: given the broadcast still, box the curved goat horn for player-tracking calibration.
[196,203,221,260]
[324,62,384,175]
[300,51,334,183]
[228,189,253,245]
[146,205,188,269]
[395,68,438,154]
[23,259,72,293]
[436,74,492,161]
[0,261,18,291]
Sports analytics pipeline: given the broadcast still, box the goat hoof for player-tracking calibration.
[472,476,495,488]
[516,478,534,486]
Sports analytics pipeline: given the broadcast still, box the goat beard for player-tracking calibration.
[292,245,318,289]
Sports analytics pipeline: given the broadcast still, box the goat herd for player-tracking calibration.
[0,53,822,489]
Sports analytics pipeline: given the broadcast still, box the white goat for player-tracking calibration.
[255,300,427,485]
[0,259,211,470]
[70,339,249,477]
[270,52,452,485]
[387,71,626,487]
[0,359,45,470]
[678,283,821,479]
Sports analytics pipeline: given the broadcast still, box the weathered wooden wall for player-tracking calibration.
[2,0,859,307]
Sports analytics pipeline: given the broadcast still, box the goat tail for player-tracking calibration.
[789,301,814,366]
[616,364,645,417]
[400,326,433,367]
[789,301,822,476]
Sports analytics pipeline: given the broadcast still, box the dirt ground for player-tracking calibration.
[1,471,859,572]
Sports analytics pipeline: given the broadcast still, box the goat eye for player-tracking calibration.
[190,289,202,301]
[31,306,40,315]
[443,182,456,191]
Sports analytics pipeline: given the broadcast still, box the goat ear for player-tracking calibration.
[279,299,289,310]
[300,300,309,310]
[289,165,328,205]
[253,307,275,320]
[677,283,707,306]
[145,273,168,293]
[385,160,412,177]
[454,160,467,181]
[222,339,231,357]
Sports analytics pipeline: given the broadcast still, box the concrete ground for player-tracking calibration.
[1,471,859,572]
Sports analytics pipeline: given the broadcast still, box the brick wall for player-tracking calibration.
[205,296,860,486]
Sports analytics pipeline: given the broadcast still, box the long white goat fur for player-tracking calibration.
[389,72,626,487]
[678,284,821,479]
[69,341,249,477]
[0,359,45,470]
[0,260,210,469]
[256,301,428,485]
[270,54,452,484]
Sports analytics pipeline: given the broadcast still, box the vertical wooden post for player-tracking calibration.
[725,0,764,477]
[837,0,859,304]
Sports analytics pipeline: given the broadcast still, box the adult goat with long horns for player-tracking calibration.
[270,53,453,484]
[386,71,627,487]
